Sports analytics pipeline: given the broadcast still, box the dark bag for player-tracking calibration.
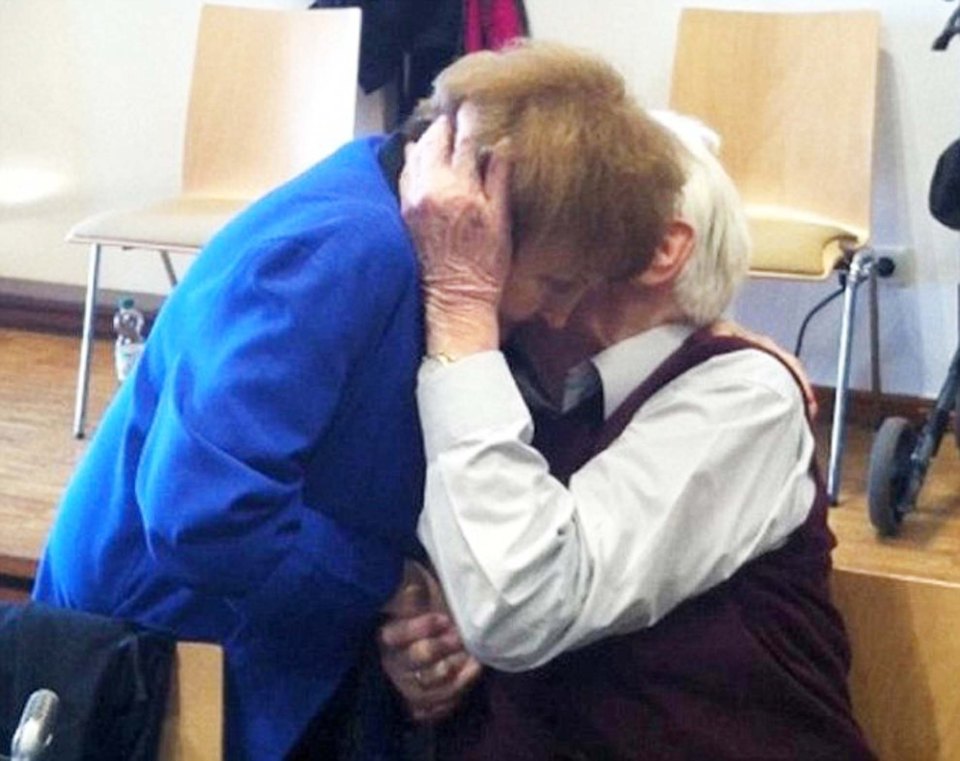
[0,602,174,761]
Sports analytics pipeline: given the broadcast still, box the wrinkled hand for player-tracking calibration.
[379,560,483,723]
[400,107,512,357]
[712,320,819,420]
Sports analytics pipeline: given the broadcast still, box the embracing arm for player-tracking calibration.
[417,348,817,670]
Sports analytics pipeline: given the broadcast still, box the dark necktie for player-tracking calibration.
[532,385,604,485]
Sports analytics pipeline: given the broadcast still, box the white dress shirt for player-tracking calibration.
[416,324,817,672]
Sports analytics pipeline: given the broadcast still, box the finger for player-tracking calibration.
[710,319,736,337]
[748,334,817,417]
[409,673,468,707]
[382,560,434,616]
[399,143,418,211]
[452,104,481,174]
[411,651,470,690]
[416,115,455,172]
[451,137,481,181]
[410,656,484,710]
[401,118,455,214]
[449,655,483,694]
[379,612,452,650]
[381,580,430,618]
[727,326,819,420]
[406,560,443,603]
[418,564,453,616]
[406,627,464,668]
[482,138,512,219]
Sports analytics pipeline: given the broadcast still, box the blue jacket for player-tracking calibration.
[34,137,425,759]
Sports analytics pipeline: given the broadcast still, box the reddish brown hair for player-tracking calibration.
[413,40,685,279]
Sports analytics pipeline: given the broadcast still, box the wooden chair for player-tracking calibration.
[66,4,361,438]
[832,568,960,760]
[158,642,224,761]
[670,8,882,503]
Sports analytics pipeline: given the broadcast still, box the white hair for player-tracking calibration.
[649,109,751,325]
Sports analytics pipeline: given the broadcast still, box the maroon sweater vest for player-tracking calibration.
[436,330,875,760]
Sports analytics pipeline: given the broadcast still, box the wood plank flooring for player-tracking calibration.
[0,328,113,581]
[2,326,960,590]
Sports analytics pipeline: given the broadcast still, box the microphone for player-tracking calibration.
[10,689,59,761]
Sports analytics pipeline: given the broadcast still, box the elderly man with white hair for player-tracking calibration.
[380,104,875,759]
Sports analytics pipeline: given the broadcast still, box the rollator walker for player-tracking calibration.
[866,2,960,535]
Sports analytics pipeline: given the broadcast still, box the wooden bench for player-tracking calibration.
[156,572,960,761]
[158,641,224,761]
[6,571,954,761]
[833,568,960,760]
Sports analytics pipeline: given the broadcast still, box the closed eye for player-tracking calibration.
[541,277,582,296]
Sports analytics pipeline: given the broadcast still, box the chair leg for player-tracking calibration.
[160,250,178,288]
[869,266,882,398]
[73,243,103,439]
[827,250,875,504]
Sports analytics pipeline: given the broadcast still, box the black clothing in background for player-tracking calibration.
[930,137,960,231]
[309,0,463,122]
[0,602,174,761]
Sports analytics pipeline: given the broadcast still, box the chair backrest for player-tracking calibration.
[158,641,224,761]
[669,9,880,275]
[182,5,361,200]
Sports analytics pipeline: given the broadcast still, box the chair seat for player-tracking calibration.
[66,197,250,253]
[65,4,362,440]
[746,204,869,279]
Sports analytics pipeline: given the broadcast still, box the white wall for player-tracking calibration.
[2,0,958,397]
[0,0,388,293]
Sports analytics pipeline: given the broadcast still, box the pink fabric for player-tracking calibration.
[464,0,527,52]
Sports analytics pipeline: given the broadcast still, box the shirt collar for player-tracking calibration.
[573,323,696,420]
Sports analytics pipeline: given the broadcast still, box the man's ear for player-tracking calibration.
[635,219,695,288]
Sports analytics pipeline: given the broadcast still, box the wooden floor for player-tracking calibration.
[2,325,960,590]
[0,328,114,588]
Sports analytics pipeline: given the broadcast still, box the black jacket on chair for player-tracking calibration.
[930,137,960,231]
[0,602,174,761]
[309,0,462,121]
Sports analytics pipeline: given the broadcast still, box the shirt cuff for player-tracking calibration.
[417,350,531,460]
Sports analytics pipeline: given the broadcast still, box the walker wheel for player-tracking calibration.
[867,417,917,537]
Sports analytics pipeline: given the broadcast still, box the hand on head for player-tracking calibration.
[400,107,513,358]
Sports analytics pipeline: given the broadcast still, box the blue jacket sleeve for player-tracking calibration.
[133,212,418,626]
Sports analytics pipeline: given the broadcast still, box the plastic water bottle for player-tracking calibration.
[113,297,145,383]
